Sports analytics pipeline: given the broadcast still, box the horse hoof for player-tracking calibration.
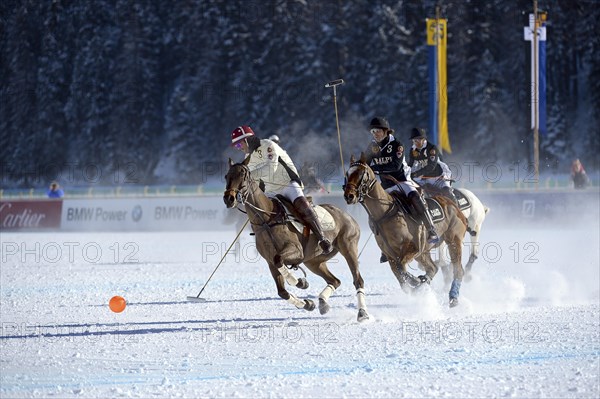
[318,298,330,315]
[399,272,420,290]
[303,299,316,311]
[296,278,309,289]
[449,297,459,308]
[357,309,370,322]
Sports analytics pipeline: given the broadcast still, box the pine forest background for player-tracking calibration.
[1,0,599,187]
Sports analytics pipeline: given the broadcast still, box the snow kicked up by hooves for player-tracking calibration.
[1,221,598,398]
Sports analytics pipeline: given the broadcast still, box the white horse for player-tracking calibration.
[421,187,489,281]
[454,188,489,275]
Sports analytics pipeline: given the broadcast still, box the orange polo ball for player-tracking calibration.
[109,296,127,313]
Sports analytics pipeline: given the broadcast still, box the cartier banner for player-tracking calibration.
[0,200,63,230]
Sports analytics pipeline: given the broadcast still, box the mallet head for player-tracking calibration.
[325,79,344,88]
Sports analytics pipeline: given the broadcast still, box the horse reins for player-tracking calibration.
[347,163,407,264]
[230,165,288,252]
[232,164,311,275]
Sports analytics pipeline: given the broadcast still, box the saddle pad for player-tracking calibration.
[453,189,472,211]
[287,205,336,235]
[425,198,445,223]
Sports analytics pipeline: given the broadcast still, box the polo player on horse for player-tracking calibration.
[231,125,333,255]
[363,117,440,263]
[407,127,459,205]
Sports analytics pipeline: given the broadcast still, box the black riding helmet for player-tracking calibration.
[410,127,427,140]
[369,117,390,130]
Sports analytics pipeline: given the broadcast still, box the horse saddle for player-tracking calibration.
[388,192,445,223]
[453,189,472,212]
[274,195,336,235]
[424,198,445,223]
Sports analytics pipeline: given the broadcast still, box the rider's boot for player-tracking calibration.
[408,191,439,245]
[294,196,333,255]
[442,186,459,207]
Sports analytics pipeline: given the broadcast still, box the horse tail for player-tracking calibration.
[455,204,469,229]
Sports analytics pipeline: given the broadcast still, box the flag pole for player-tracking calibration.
[436,5,442,156]
[533,0,540,189]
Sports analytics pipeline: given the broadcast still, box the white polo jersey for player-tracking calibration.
[246,139,301,194]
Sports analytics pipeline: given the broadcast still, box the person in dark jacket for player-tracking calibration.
[363,117,439,262]
[407,127,458,204]
[571,158,589,189]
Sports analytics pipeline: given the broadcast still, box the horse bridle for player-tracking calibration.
[225,163,277,217]
[344,161,376,203]
[225,163,288,257]
[345,161,404,264]
[225,164,252,207]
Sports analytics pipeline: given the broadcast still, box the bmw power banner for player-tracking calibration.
[60,197,226,231]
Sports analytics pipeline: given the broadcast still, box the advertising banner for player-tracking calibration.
[60,197,228,231]
[0,200,63,230]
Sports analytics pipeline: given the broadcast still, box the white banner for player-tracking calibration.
[60,196,230,231]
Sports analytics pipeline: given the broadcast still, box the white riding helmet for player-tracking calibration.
[268,134,280,144]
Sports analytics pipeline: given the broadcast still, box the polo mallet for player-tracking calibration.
[357,232,373,259]
[325,79,345,173]
[418,176,456,183]
[187,218,250,302]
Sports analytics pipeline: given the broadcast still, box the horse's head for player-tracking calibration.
[223,157,252,208]
[344,153,376,205]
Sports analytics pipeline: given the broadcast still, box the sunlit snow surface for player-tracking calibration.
[1,207,599,398]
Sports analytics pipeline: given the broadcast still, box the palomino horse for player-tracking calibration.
[343,153,468,307]
[223,157,369,322]
[420,185,489,278]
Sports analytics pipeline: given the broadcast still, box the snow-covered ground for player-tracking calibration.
[1,206,599,398]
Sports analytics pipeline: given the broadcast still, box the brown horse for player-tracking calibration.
[343,153,468,307]
[223,157,369,322]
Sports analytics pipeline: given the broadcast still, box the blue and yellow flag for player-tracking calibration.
[426,18,451,153]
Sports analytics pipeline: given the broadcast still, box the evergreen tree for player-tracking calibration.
[1,1,41,186]
[1,1,599,186]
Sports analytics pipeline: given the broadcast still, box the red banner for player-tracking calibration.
[0,200,63,230]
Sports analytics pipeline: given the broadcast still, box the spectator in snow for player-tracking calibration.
[571,158,589,189]
[47,182,64,198]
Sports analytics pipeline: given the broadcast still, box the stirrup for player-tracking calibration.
[380,252,388,263]
[319,239,333,255]
[427,231,440,245]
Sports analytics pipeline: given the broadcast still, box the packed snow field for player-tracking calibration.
[1,203,599,398]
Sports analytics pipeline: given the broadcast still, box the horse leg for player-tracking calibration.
[336,238,369,322]
[269,259,315,311]
[303,260,340,315]
[465,196,488,280]
[446,235,465,308]
[464,225,481,281]
[276,264,309,289]
[272,254,309,290]
[435,241,453,286]
[389,258,421,293]
[415,252,438,285]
